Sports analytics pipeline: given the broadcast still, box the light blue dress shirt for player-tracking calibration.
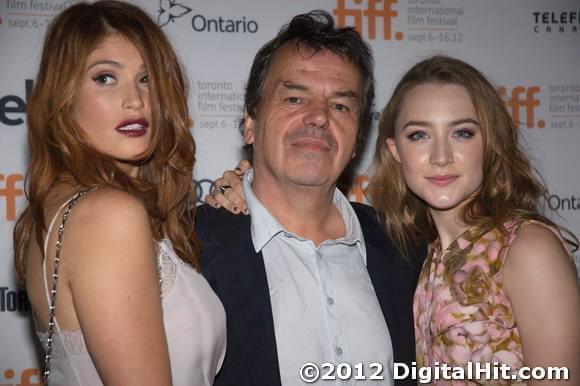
[243,170,394,385]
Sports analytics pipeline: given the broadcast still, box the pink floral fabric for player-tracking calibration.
[413,220,560,385]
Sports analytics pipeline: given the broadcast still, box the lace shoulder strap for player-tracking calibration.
[43,188,93,383]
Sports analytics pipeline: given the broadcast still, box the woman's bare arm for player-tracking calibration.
[64,189,172,385]
[504,223,579,385]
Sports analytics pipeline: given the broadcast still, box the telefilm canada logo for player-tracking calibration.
[156,0,258,33]
[532,10,579,33]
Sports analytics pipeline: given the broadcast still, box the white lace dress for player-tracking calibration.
[36,197,226,385]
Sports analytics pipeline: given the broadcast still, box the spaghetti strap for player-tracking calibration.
[41,195,83,332]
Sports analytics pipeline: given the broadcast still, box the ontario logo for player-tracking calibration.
[333,0,403,40]
[532,10,579,33]
[157,0,192,27]
[549,194,580,211]
[156,0,258,33]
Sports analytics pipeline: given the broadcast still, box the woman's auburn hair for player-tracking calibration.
[367,55,578,257]
[13,0,199,280]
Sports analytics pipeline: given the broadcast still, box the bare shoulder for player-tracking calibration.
[70,188,149,225]
[506,222,572,267]
[60,188,154,268]
[504,221,577,291]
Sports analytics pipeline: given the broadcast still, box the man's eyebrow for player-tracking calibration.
[281,80,308,91]
[333,90,358,99]
[281,80,358,99]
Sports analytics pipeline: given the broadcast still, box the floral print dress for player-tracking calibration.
[413,219,565,385]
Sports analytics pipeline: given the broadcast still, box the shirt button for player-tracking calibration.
[327,297,334,305]
[335,347,343,356]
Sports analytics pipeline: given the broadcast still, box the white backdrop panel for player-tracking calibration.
[1,0,578,381]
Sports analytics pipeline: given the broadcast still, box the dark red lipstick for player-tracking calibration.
[115,118,149,137]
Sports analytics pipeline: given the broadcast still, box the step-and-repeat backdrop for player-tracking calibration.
[1,0,579,382]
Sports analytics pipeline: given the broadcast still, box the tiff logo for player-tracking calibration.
[498,86,545,128]
[0,173,24,221]
[333,0,403,40]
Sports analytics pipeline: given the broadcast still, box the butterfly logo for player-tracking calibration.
[157,0,192,27]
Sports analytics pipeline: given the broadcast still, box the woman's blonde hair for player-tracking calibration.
[14,0,199,280]
[367,55,578,256]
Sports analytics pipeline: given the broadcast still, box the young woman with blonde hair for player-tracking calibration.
[13,1,225,384]
[368,55,578,384]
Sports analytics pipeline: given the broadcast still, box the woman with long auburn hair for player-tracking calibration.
[13,1,225,384]
[368,55,579,384]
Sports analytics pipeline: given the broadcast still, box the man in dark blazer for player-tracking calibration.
[197,10,422,386]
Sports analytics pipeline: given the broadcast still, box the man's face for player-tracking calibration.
[244,44,361,191]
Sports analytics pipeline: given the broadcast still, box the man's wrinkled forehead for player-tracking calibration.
[263,42,362,98]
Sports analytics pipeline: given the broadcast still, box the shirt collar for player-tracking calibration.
[243,169,366,262]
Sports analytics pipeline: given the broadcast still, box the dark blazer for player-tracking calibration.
[196,202,424,386]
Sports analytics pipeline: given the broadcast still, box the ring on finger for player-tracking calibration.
[218,184,231,194]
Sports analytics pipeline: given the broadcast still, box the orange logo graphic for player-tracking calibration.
[1,367,43,385]
[333,0,403,40]
[498,86,544,128]
[0,173,24,221]
[348,174,369,203]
